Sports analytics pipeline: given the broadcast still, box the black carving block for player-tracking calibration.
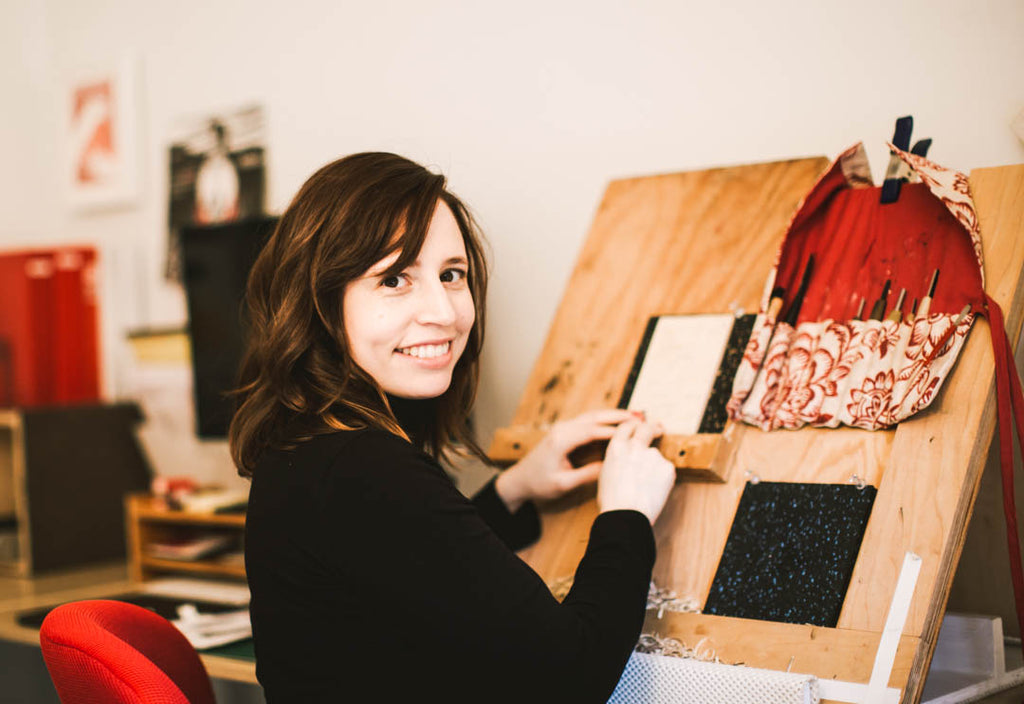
[703,481,877,627]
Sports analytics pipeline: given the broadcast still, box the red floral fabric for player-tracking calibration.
[727,144,984,431]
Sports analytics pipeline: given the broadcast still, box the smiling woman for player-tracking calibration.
[342,202,476,400]
[230,152,676,703]
[229,152,490,465]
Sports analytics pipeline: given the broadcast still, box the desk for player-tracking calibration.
[0,563,258,685]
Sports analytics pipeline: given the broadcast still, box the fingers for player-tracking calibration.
[571,408,638,426]
[562,462,602,490]
[551,409,636,451]
[555,420,619,451]
[549,409,664,456]
[608,416,663,449]
[631,419,665,448]
[609,417,640,446]
[596,423,676,523]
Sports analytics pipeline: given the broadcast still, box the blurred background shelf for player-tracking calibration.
[126,493,246,583]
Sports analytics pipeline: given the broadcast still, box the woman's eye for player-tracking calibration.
[380,274,408,289]
[440,268,467,284]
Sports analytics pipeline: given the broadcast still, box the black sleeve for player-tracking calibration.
[470,475,541,551]
[325,431,655,702]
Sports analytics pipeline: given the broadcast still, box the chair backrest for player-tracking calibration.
[39,599,216,704]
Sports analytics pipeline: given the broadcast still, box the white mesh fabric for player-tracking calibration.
[608,652,819,704]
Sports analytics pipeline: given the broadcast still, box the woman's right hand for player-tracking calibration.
[597,418,676,524]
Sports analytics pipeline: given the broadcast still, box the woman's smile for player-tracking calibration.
[395,340,454,370]
[396,340,451,359]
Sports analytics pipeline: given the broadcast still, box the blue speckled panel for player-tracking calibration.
[703,481,877,627]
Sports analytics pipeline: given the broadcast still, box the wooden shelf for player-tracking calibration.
[140,556,247,580]
[125,494,247,583]
[130,496,246,527]
[0,560,28,578]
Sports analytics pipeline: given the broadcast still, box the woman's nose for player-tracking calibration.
[417,281,457,326]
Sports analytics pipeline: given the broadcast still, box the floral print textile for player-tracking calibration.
[727,144,984,431]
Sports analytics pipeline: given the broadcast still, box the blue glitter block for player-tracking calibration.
[703,481,877,627]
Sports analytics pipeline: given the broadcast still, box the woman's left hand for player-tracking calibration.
[493,409,639,512]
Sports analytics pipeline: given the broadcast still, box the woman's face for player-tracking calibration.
[343,201,476,399]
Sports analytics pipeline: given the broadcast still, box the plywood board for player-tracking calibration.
[499,157,832,580]
[641,611,917,689]
[491,157,1024,704]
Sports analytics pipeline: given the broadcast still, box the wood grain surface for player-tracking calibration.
[895,164,1024,702]
[492,156,1024,704]
[504,157,832,586]
[641,610,916,690]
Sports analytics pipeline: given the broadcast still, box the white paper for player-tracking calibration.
[172,604,252,650]
[625,314,734,435]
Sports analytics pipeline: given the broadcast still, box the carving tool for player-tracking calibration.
[906,298,919,326]
[952,303,972,328]
[889,293,916,382]
[854,297,866,321]
[921,304,974,368]
[911,138,933,157]
[782,255,815,327]
[886,288,907,323]
[868,279,892,321]
[766,286,786,325]
[880,116,914,204]
[916,269,940,321]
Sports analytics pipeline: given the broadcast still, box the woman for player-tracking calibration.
[231,152,675,702]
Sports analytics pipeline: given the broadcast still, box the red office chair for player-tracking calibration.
[39,599,216,704]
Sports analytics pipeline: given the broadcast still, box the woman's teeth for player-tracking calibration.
[398,342,450,359]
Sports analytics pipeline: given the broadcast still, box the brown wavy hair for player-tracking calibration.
[228,152,489,477]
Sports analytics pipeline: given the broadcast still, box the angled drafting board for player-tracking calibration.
[488,158,1024,703]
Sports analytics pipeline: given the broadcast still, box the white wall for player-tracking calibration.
[2,0,1023,477]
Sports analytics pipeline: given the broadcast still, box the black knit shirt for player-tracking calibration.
[245,428,655,703]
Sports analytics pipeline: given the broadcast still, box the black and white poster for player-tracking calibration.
[166,105,265,281]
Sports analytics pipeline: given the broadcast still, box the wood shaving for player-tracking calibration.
[547,576,700,617]
[646,582,700,618]
[548,575,720,662]
[634,633,721,663]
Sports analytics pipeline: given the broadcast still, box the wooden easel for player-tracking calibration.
[488,156,1024,703]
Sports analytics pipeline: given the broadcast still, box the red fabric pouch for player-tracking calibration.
[727,143,985,430]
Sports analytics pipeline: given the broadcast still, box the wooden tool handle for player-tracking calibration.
[488,425,729,482]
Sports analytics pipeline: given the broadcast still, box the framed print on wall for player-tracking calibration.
[164,104,266,282]
[66,56,141,210]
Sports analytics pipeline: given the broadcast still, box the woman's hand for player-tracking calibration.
[597,418,676,524]
[494,409,638,512]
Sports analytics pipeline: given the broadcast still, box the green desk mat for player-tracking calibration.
[202,638,255,661]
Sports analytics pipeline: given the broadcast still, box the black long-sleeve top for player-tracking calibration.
[245,427,655,703]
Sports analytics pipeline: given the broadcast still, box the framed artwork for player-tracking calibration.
[66,56,140,210]
[164,105,266,282]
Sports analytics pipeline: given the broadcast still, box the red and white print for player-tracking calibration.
[728,144,983,432]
